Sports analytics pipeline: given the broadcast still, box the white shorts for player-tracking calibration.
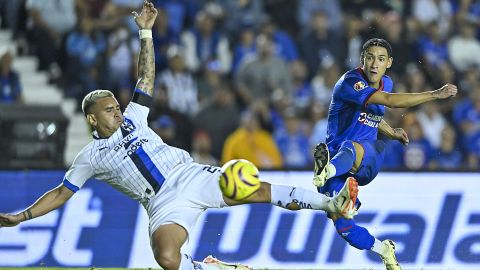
[145,162,227,241]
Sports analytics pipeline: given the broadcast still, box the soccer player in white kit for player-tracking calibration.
[0,2,359,269]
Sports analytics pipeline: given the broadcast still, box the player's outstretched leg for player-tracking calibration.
[203,255,252,270]
[379,240,402,270]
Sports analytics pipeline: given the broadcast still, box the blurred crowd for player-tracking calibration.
[1,0,480,171]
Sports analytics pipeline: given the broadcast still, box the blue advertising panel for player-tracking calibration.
[0,171,479,269]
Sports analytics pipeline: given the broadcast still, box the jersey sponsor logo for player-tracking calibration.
[358,112,382,128]
[121,118,136,134]
[353,81,367,91]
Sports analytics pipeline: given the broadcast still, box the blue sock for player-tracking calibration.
[330,140,356,177]
[334,217,375,250]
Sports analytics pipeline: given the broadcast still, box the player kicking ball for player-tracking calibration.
[0,2,359,270]
[312,38,457,270]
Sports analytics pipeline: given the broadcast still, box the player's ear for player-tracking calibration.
[87,114,97,127]
[387,57,393,68]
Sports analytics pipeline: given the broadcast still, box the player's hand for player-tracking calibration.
[393,128,409,146]
[132,1,158,30]
[433,83,458,99]
[0,213,22,227]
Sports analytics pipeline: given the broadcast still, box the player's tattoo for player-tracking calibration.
[136,38,155,96]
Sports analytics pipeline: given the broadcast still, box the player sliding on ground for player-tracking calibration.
[0,2,359,270]
[312,38,458,270]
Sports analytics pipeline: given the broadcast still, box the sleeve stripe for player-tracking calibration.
[63,179,80,193]
[132,88,153,107]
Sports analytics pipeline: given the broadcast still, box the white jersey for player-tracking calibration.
[64,101,193,205]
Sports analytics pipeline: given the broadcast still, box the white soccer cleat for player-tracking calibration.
[313,143,330,187]
[329,177,359,219]
[203,255,252,270]
[380,240,402,270]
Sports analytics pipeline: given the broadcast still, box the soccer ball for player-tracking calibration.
[219,159,261,201]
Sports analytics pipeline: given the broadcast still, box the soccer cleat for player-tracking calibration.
[203,255,252,270]
[380,240,402,270]
[329,177,359,219]
[313,143,330,187]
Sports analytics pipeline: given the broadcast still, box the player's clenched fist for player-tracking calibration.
[0,213,21,227]
[433,83,458,99]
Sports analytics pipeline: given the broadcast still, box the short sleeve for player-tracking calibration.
[63,148,94,192]
[337,77,378,107]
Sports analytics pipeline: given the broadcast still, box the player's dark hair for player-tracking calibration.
[360,38,393,63]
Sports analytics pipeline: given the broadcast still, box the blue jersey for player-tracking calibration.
[326,68,393,153]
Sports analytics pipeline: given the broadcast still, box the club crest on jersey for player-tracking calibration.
[353,81,367,91]
[121,118,136,134]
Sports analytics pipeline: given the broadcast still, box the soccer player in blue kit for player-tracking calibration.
[312,38,458,270]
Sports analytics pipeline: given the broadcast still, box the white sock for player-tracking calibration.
[370,239,387,257]
[179,253,219,270]
[270,184,333,211]
[326,163,336,179]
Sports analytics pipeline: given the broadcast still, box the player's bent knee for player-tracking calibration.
[153,249,181,270]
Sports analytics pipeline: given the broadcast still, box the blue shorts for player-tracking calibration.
[350,139,386,186]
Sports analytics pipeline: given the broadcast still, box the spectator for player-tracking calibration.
[105,24,139,108]
[26,0,77,77]
[181,10,231,73]
[190,130,218,166]
[431,124,463,170]
[236,34,292,104]
[219,0,264,40]
[0,47,22,104]
[309,101,328,149]
[300,10,341,80]
[64,17,106,107]
[416,103,447,149]
[259,16,299,62]
[290,60,314,109]
[413,0,453,37]
[152,8,180,72]
[156,46,199,116]
[222,109,283,169]
[297,0,343,33]
[151,114,184,149]
[0,0,23,37]
[339,15,363,70]
[194,83,240,159]
[453,86,480,151]
[448,21,480,71]
[378,11,413,77]
[402,114,435,170]
[466,130,480,169]
[231,26,257,74]
[149,87,194,152]
[274,107,311,168]
[416,22,449,76]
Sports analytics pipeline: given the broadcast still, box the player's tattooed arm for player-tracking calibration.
[132,1,158,97]
[379,119,409,146]
[135,38,155,96]
[0,185,74,227]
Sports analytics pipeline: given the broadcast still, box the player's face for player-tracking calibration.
[362,46,392,87]
[88,97,123,138]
